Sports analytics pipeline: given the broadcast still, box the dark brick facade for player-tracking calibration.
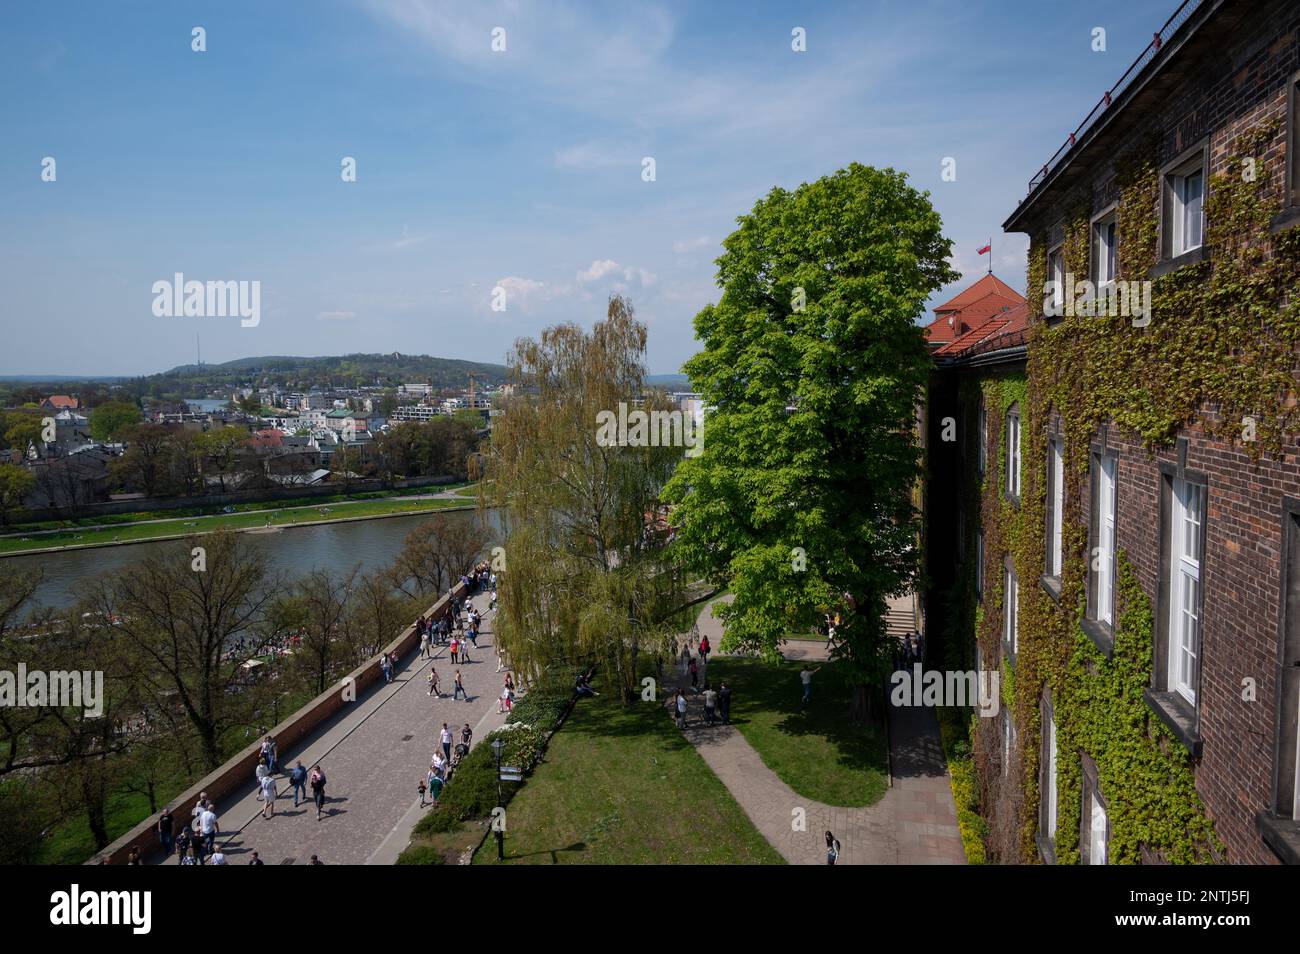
[927,0,1300,864]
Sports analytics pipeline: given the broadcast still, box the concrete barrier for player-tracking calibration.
[86,580,472,864]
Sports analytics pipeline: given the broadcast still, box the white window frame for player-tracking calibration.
[1168,477,1204,706]
[1047,247,1065,316]
[1088,789,1108,865]
[1093,212,1118,289]
[1048,438,1064,578]
[1095,455,1117,625]
[978,402,988,476]
[1004,564,1018,659]
[1006,411,1021,499]
[1046,713,1058,840]
[1166,156,1205,257]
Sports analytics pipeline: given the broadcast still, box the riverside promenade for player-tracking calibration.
[153,587,509,865]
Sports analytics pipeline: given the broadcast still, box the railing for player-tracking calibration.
[1025,0,1205,195]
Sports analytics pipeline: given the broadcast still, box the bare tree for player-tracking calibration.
[386,513,488,600]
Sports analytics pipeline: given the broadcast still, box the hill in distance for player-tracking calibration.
[153,353,510,391]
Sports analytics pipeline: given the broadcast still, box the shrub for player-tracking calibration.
[395,844,447,865]
[413,807,461,835]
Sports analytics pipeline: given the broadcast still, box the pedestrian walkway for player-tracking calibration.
[677,598,965,865]
[154,586,511,865]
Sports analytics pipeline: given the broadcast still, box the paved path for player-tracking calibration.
[678,598,965,865]
[157,587,510,866]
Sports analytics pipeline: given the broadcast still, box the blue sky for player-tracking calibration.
[0,0,1177,377]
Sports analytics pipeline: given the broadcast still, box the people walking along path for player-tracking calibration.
[152,585,509,866]
[676,597,966,865]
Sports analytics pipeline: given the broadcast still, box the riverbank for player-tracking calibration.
[0,491,481,557]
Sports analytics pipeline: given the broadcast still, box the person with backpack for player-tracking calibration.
[702,684,718,725]
[260,772,278,818]
[310,764,327,821]
[289,761,308,807]
[825,830,841,865]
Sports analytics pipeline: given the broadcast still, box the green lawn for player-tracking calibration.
[472,674,784,865]
[708,656,889,807]
[0,493,474,554]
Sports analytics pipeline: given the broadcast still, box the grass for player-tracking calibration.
[0,492,475,554]
[707,656,889,808]
[470,673,784,865]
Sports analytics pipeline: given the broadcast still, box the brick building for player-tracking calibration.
[926,0,1300,864]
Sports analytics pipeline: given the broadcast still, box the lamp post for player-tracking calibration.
[491,737,505,861]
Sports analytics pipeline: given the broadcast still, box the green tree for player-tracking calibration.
[0,463,35,525]
[484,297,693,702]
[89,400,141,442]
[661,163,957,719]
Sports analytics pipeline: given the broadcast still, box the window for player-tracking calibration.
[1088,791,1108,865]
[978,402,988,476]
[1093,213,1118,287]
[1291,73,1300,208]
[1092,453,1117,626]
[1168,477,1204,705]
[1002,709,1014,777]
[1046,438,1064,578]
[1047,247,1065,316]
[1003,563,1019,660]
[1081,754,1109,865]
[1006,409,1021,499]
[976,530,984,601]
[1039,695,1059,854]
[1162,148,1206,259]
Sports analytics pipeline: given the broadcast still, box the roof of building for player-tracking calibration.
[43,395,79,409]
[931,302,1029,359]
[924,274,1027,348]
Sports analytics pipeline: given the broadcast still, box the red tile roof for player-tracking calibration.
[931,302,1029,358]
[924,273,1026,354]
[43,394,79,409]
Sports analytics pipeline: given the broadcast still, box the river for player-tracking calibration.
[4,510,501,614]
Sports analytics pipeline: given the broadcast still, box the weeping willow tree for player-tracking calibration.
[483,297,704,702]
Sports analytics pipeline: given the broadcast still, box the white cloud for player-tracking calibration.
[672,236,712,254]
[577,259,655,290]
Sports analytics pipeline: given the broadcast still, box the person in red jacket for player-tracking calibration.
[699,634,711,662]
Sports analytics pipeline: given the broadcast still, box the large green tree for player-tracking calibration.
[662,163,956,717]
[89,400,141,442]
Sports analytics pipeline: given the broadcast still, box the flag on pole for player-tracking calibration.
[976,243,991,255]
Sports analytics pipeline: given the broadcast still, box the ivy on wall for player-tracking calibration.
[937,118,1294,862]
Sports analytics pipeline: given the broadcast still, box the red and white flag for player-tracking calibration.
[977,243,991,255]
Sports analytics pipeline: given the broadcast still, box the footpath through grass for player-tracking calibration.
[473,673,783,865]
[707,656,888,808]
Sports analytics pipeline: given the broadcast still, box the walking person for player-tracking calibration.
[289,761,308,807]
[675,689,688,728]
[380,653,393,685]
[198,803,219,856]
[157,806,175,857]
[718,682,732,725]
[175,828,193,865]
[461,723,473,748]
[825,830,841,865]
[453,669,468,702]
[800,664,822,707]
[689,656,699,690]
[460,633,472,662]
[260,772,277,818]
[428,667,441,697]
[310,764,327,821]
[702,683,718,725]
[418,776,428,808]
[449,636,459,665]
[439,723,452,762]
[699,634,711,663]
